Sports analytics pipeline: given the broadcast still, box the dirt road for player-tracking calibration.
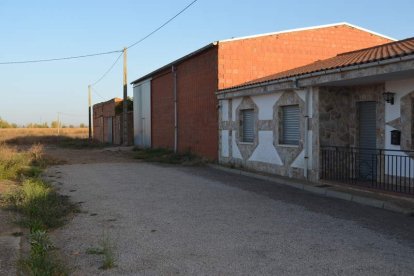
[44,149,414,275]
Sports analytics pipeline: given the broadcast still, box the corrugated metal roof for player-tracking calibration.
[221,37,414,91]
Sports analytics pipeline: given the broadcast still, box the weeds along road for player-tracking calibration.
[45,149,414,275]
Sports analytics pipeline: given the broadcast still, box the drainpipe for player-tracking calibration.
[304,87,311,180]
[172,65,178,153]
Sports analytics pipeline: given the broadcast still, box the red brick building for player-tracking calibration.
[93,98,133,145]
[131,23,392,160]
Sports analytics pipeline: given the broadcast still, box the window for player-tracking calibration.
[241,109,254,143]
[281,105,300,145]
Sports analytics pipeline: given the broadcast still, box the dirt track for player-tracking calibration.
[43,148,414,275]
[43,146,137,164]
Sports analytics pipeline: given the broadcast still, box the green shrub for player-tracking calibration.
[86,235,116,270]
[134,148,204,165]
[0,143,47,180]
[6,179,74,230]
[20,230,67,276]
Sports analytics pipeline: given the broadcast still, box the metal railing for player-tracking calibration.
[321,146,414,195]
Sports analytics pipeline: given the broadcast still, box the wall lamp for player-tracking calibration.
[383,92,395,105]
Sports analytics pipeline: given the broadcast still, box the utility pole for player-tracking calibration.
[122,47,128,145]
[88,85,92,140]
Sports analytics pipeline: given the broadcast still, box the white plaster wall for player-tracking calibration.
[291,130,313,169]
[251,94,281,120]
[232,97,242,121]
[248,131,283,165]
[232,131,242,159]
[385,77,414,148]
[221,130,229,157]
[291,150,305,169]
[221,100,229,121]
[384,78,414,123]
[384,77,414,177]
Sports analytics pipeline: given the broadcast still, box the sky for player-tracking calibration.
[0,0,413,126]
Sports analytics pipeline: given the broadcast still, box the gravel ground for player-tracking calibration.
[47,162,414,276]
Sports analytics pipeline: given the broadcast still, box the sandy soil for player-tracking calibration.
[43,146,137,165]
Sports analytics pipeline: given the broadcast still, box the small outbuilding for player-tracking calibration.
[93,98,133,145]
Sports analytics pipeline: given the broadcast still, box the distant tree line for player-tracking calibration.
[0,117,87,128]
[0,117,17,128]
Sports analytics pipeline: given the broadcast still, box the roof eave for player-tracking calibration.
[130,42,217,85]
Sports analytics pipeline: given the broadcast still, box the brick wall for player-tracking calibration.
[92,98,122,143]
[151,70,175,149]
[93,103,104,142]
[150,48,219,159]
[176,47,218,159]
[218,24,392,89]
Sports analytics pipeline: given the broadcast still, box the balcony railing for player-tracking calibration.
[321,146,414,195]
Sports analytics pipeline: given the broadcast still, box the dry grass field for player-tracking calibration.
[0,128,88,143]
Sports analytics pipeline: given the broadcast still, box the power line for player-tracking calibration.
[0,0,199,65]
[127,0,199,49]
[88,1,199,88]
[91,87,105,100]
[0,50,123,65]
[91,52,123,86]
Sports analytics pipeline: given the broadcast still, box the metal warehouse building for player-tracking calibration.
[131,23,391,160]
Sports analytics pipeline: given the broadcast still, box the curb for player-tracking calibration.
[208,164,414,216]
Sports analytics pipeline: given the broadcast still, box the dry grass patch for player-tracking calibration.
[0,128,88,143]
[1,128,106,149]
[0,143,77,275]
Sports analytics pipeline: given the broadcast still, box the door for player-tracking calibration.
[358,101,377,179]
[107,117,113,144]
[133,80,151,148]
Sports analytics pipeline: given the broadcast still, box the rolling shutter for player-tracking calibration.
[242,109,254,143]
[282,105,300,145]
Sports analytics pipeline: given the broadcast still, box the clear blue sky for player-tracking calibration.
[0,0,413,126]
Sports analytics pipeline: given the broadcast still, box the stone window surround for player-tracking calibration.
[231,91,305,166]
[234,97,259,160]
[273,91,305,149]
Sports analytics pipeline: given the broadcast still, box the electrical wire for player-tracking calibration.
[0,0,199,65]
[88,0,199,87]
[0,50,123,65]
[91,87,106,100]
[91,52,123,86]
[127,0,199,49]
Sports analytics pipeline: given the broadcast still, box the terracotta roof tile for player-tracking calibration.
[222,37,414,91]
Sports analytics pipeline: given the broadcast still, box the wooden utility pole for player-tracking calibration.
[88,85,92,140]
[122,47,128,145]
